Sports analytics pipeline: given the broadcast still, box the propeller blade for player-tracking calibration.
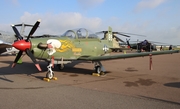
[11,50,23,68]
[26,19,41,41]
[25,49,42,71]
[11,25,23,40]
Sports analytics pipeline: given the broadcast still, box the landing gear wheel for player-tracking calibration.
[46,72,54,79]
[95,66,101,74]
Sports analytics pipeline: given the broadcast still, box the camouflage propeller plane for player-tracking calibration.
[11,20,179,79]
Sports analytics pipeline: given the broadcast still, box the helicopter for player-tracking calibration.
[96,26,146,52]
[126,39,166,52]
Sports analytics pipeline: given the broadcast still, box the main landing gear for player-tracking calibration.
[44,60,106,81]
[93,61,106,76]
[57,63,64,70]
[58,57,64,70]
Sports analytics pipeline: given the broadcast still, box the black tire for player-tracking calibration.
[95,66,101,74]
[46,72,54,79]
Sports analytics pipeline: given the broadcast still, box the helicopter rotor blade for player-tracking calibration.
[113,35,125,42]
[95,31,107,34]
[113,32,131,37]
[118,32,146,37]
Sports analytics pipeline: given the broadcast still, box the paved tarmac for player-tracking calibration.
[0,52,180,109]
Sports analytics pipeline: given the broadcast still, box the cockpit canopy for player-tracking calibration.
[61,28,99,39]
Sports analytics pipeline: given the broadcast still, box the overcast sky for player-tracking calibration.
[0,0,179,45]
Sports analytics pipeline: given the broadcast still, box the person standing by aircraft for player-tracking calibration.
[160,45,163,51]
[169,45,172,50]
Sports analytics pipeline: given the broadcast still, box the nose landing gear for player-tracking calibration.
[46,63,54,79]
[43,63,57,82]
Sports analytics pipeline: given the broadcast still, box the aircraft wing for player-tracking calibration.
[0,40,13,54]
[77,50,179,61]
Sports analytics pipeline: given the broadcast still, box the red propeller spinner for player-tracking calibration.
[12,40,31,51]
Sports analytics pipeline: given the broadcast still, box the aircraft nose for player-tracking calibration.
[12,40,31,51]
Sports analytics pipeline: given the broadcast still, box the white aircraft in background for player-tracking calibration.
[0,23,33,55]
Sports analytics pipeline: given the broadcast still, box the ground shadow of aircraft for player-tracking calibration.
[0,61,41,82]
[0,58,109,82]
[164,82,180,88]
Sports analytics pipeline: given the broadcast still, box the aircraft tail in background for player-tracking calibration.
[107,26,113,41]
[14,23,34,37]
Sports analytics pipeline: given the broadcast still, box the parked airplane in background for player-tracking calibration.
[11,20,179,80]
[0,23,33,55]
[0,30,19,55]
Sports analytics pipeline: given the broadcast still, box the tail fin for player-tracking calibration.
[100,26,113,47]
[107,26,113,41]
[14,23,34,37]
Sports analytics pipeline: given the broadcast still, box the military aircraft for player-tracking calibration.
[0,31,16,54]
[96,27,146,42]
[0,23,33,55]
[96,27,146,52]
[11,20,179,79]
[126,39,163,52]
[96,27,129,52]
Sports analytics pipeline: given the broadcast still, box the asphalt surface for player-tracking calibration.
[0,52,180,109]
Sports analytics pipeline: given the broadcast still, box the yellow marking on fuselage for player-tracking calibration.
[72,48,82,52]
[55,40,75,52]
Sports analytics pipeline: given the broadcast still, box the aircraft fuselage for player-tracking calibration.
[30,37,112,60]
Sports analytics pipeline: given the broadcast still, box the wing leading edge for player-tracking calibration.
[77,50,179,61]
